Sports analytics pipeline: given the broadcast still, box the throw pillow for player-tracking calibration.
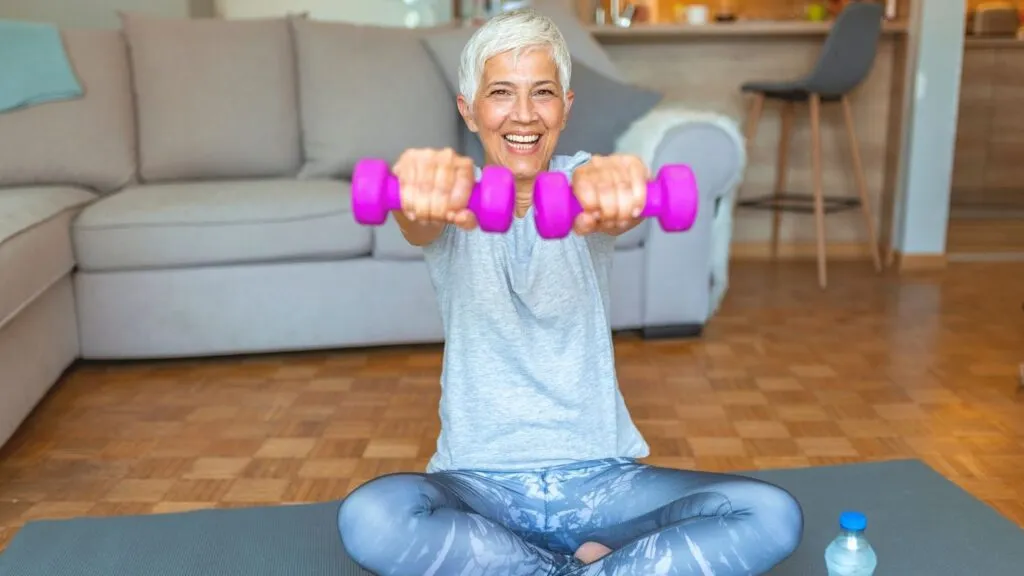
[119,12,302,182]
[291,19,461,179]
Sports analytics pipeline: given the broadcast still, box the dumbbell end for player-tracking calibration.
[533,171,577,239]
[474,165,516,233]
[655,164,699,232]
[352,158,396,226]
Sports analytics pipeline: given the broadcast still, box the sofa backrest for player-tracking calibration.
[121,13,305,183]
[0,28,137,195]
[0,14,462,193]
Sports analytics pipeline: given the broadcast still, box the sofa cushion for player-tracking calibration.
[291,19,460,180]
[0,29,136,194]
[120,13,302,182]
[72,180,370,271]
[0,187,96,330]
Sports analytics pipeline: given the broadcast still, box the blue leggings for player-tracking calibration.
[337,458,803,575]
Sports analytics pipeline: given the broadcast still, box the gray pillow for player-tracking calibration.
[420,32,663,164]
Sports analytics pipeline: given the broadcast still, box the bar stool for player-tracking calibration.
[737,2,885,289]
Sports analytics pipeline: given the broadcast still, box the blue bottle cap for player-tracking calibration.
[840,511,867,531]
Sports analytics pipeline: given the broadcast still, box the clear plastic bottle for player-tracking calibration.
[824,511,878,576]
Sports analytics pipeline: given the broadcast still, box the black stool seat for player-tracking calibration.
[741,3,885,102]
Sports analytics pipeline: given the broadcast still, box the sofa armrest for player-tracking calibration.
[614,105,747,330]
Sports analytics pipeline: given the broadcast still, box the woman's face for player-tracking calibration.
[458,47,573,183]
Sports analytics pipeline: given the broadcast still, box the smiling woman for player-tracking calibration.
[336,8,803,576]
[455,11,573,209]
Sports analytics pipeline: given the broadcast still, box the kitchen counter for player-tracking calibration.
[964,36,1024,49]
[588,19,909,43]
[591,17,910,256]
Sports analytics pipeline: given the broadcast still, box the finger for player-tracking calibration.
[454,209,477,230]
[399,166,423,221]
[431,156,455,222]
[626,158,648,219]
[413,154,432,221]
[610,161,633,226]
[596,168,618,223]
[397,172,415,219]
[573,212,597,235]
[450,157,475,216]
[573,168,599,216]
[393,154,414,217]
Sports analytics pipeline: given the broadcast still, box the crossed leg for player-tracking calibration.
[547,461,805,575]
[337,460,803,576]
[337,471,577,576]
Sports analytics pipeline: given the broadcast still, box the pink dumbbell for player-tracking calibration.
[351,158,516,233]
[532,164,699,239]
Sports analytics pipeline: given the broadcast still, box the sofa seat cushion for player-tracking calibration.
[72,179,369,272]
[0,186,96,329]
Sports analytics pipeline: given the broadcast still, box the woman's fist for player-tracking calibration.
[571,154,649,235]
[393,147,477,230]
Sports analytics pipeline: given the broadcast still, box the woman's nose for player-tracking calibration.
[510,96,535,121]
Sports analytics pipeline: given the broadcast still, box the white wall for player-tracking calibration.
[0,0,454,28]
[0,0,197,27]
[214,0,452,27]
[890,0,966,256]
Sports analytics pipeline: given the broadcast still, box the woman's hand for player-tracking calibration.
[393,147,477,231]
[571,154,649,236]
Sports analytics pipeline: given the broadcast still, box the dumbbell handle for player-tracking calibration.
[534,164,698,239]
[551,180,672,222]
[351,158,516,233]
[363,173,496,218]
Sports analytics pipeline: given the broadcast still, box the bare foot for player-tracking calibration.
[574,541,613,564]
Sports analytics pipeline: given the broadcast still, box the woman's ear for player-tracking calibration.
[563,89,575,128]
[457,95,479,133]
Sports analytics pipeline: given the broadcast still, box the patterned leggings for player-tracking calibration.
[337,458,803,575]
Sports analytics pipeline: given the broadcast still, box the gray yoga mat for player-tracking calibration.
[2,459,1023,575]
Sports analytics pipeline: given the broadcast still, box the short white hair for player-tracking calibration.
[458,9,572,106]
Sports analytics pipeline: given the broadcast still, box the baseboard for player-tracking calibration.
[890,251,947,272]
[640,323,704,339]
[730,242,948,273]
[730,241,874,261]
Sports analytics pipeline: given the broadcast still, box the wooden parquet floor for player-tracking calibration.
[1,261,1023,552]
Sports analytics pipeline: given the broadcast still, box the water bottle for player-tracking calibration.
[824,511,877,576]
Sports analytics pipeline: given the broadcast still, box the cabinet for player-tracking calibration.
[952,44,1024,208]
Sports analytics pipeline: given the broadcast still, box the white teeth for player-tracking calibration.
[504,134,540,144]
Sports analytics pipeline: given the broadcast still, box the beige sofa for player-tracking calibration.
[0,14,747,449]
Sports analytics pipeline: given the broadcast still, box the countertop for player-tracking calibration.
[586,19,910,42]
[964,35,1024,49]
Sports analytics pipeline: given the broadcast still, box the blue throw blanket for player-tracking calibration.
[0,19,83,113]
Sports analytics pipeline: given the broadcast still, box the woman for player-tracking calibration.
[337,9,803,575]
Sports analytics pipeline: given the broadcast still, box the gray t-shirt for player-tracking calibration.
[422,151,650,473]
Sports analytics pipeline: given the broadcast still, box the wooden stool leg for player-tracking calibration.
[809,94,827,289]
[744,93,766,150]
[773,102,794,259]
[734,93,765,219]
[841,96,883,272]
